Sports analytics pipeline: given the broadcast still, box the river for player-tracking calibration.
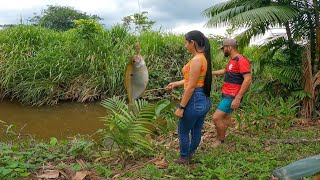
[0,100,106,139]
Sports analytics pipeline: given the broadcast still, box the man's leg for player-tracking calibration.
[222,113,232,133]
[212,109,229,142]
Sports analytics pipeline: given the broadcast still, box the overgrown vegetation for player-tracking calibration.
[1,2,320,179]
[1,98,320,179]
[0,21,196,105]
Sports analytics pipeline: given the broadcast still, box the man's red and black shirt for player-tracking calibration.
[222,55,251,97]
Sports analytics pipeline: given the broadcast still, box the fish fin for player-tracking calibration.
[125,63,133,104]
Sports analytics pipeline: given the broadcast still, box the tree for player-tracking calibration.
[203,0,320,118]
[28,5,102,31]
[122,11,155,33]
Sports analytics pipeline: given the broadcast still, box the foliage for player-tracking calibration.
[243,43,304,97]
[0,135,94,179]
[0,24,221,105]
[74,19,104,42]
[203,0,300,47]
[203,0,320,117]
[122,11,155,33]
[133,128,320,179]
[98,97,171,158]
[236,92,300,132]
[28,5,102,31]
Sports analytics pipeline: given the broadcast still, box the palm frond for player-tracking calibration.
[231,6,299,26]
[100,96,128,113]
[204,5,252,28]
[235,23,270,48]
[133,98,150,113]
[269,66,301,88]
[202,0,262,17]
[98,97,172,157]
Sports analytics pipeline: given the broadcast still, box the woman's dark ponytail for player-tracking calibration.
[185,30,212,97]
[203,37,212,97]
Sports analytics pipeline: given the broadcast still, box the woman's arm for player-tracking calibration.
[165,80,184,90]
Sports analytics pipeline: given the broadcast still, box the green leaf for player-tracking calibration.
[0,168,13,176]
[50,137,58,146]
[155,99,171,116]
[20,172,31,177]
[56,165,66,169]
[71,164,82,171]
[8,162,19,169]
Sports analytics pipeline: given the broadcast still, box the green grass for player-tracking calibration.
[1,25,217,105]
[133,128,320,179]
[1,121,320,179]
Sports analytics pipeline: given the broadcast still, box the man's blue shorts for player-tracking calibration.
[217,96,235,114]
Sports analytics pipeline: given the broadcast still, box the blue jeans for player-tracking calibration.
[178,87,211,158]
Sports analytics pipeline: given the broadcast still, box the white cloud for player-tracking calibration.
[167,21,227,37]
[0,0,228,36]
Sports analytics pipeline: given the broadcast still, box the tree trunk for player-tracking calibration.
[285,22,294,50]
[313,0,320,74]
[305,0,316,72]
[301,44,313,119]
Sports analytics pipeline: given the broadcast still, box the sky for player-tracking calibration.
[0,0,286,44]
[0,0,229,36]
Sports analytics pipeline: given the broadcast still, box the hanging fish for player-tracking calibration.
[124,42,149,106]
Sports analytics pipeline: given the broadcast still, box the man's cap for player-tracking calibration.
[220,39,238,49]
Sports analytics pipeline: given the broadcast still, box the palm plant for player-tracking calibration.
[203,0,320,118]
[98,96,171,159]
[203,0,300,47]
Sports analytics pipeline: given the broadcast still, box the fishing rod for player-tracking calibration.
[113,87,172,98]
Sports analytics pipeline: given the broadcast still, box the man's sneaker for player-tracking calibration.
[174,157,189,165]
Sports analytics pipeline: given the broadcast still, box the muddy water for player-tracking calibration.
[0,100,106,139]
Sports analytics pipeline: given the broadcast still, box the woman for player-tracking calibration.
[165,30,212,164]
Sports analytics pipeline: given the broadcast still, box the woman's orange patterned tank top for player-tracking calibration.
[182,54,207,89]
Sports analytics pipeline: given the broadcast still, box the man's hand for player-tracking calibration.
[231,98,241,110]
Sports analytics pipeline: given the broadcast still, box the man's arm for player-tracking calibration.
[231,73,252,109]
[212,69,226,75]
[235,73,252,100]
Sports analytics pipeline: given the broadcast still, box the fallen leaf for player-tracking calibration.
[112,174,121,179]
[73,171,88,180]
[152,156,168,169]
[313,174,320,180]
[37,170,60,179]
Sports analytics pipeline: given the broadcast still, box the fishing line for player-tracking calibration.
[113,87,173,98]
[138,0,141,15]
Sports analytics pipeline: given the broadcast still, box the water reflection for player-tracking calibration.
[0,100,106,139]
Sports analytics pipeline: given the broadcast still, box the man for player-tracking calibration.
[212,39,252,146]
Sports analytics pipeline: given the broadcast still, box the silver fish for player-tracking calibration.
[124,43,149,105]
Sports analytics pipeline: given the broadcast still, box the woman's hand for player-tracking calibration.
[165,82,176,91]
[175,108,184,118]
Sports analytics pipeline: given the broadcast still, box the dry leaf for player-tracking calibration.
[313,174,320,180]
[73,171,88,180]
[152,156,168,169]
[154,159,168,169]
[37,170,60,179]
[112,174,121,179]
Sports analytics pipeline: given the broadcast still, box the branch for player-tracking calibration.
[265,138,320,145]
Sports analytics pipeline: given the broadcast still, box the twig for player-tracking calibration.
[265,138,320,145]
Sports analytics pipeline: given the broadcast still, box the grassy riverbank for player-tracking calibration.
[1,119,320,179]
[0,24,222,106]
